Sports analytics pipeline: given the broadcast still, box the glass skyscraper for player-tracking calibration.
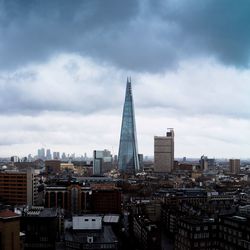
[118,78,140,173]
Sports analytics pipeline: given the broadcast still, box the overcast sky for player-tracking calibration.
[1,0,250,158]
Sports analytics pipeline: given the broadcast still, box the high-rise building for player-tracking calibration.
[46,149,52,160]
[154,129,174,173]
[10,156,19,162]
[0,168,38,206]
[200,155,208,171]
[118,78,140,173]
[229,159,240,174]
[53,152,60,160]
[93,150,113,175]
[37,148,45,159]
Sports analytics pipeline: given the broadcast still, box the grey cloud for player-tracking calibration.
[154,0,250,68]
[1,0,250,71]
[0,56,125,115]
[0,0,140,70]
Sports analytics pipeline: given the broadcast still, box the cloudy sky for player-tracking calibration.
[1,0,250,158]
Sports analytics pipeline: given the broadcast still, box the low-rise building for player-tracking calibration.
[133,215,161,250]
[65,215,118,250]
[0,209,21,250]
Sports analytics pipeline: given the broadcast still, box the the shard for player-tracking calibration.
[118,78,140,173]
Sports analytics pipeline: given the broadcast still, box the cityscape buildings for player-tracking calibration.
[118,78,140,173]
[154,128,174,173]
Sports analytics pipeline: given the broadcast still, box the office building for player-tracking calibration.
[37,148,45,159]
[10,156,19,163]
[46,149,52,160]
[53,152,60,160]
[229,159,240,174]
[154,129,174,173]
[93,150,104,175]
[118,78,140,173]
[200,155,208,171]
[93,150,113,175]
[0,168,38,206]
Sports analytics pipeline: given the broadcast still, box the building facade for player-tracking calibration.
[0,210,20,250]
[93,150,113,175]
[45,183,121,214]
[0,169,38,206]
[229,159,240,174]
[118,78,140,173]
[154,129,174,173]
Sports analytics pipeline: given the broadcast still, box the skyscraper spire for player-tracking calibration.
[118,78,140,173]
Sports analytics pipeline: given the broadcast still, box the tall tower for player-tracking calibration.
[118,78,140,173]
[154,128,174,173]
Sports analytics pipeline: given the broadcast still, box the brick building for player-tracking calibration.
[0,169,38,206]
[45,182,121,214]
[0,209,20,250]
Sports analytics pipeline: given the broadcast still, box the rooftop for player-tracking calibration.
[0,209,20,219]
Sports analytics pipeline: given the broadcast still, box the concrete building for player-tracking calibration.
[93,150,113,175]
[229,159,240,174]
[0,168,38,206]
[154,129,174,173]
[0,210,21,250]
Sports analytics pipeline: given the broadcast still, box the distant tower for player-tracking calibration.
[154,129,174,173]
[229,159,240,174]
[118,78,140,173]
[46,149,52,160]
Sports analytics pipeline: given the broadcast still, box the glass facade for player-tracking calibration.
[118,78,140,173]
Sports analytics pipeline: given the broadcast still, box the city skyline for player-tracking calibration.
[1,1,250,158]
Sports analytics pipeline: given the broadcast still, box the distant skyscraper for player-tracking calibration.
[46,149,52,160]
[154,129,174,173]
[229,159,240,174]
[200,155,208,171]
[53,152,60,160]
[118,78,140,173]
[37,148,45,159]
